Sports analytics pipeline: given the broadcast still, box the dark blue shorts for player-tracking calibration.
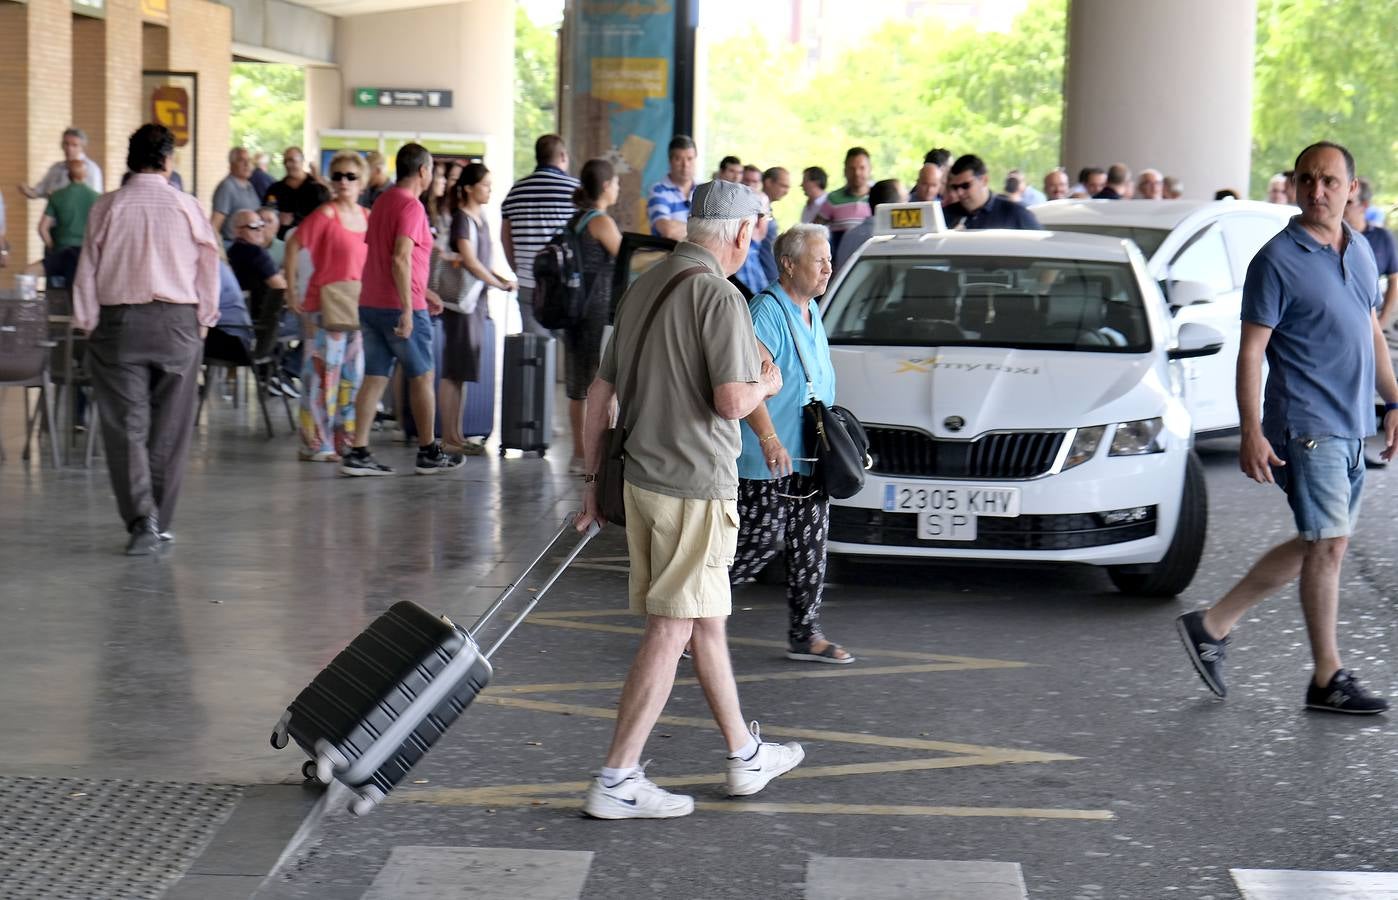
[360,307,434,379]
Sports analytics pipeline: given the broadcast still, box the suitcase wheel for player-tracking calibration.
[301,759,319,782]
[350,795,376,817]
[270,712,291,750]
[498,446,506,457]
[316,756,334,785]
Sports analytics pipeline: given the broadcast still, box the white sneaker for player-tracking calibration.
[583,766,694,820]
[726,721,805,797]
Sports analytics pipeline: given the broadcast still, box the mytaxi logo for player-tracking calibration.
[896,358,1042,376]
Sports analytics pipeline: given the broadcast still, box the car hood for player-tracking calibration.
[830,344,1163,437]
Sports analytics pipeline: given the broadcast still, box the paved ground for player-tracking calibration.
[2,385,1397,899]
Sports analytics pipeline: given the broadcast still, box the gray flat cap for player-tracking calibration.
[690,179,765,220]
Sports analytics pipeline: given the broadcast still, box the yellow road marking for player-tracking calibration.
[496,662,1022,697]
[519,616,1031,667]
[477,695,1074,760]
[395,787,1112,821]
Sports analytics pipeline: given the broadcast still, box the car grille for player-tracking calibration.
[828,506,1157,551]
[866,427,1067,479]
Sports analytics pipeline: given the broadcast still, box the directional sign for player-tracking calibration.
[352,88,453,109]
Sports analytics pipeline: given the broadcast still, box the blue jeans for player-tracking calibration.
[360,308,434,379]
[1272,436,1364,541]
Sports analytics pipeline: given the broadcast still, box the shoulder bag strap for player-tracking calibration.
[763,289,817,403]
[574,209,603,234]
[616,264,708,419]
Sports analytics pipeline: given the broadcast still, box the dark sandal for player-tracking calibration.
[786,638,855,664]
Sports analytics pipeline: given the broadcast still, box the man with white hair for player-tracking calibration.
[211,148,261,243]
[576,179,803,819]
[1267,173,1291,205]
[19,127,104,199]
[1137,168,1165,200]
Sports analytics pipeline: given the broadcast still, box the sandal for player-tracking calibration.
[786,637,855,665]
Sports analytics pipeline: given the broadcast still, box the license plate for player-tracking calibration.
[882,482,1020,543]
[916,511,978,541]
[882,483,1021,517]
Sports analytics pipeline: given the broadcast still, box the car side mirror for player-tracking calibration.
[1167,279,1215,308]
[1169,322,1225,360]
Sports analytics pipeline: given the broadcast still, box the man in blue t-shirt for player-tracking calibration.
[1176,141,1398,715]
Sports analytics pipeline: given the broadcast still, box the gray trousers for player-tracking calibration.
[87,303,202,530]
[514,286,553,338]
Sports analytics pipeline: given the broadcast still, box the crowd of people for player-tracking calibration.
[10,121,1398,820]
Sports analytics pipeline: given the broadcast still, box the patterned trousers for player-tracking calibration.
[730,473,830,647]
[298,322,364,456]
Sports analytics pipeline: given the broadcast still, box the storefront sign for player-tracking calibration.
[352,88,453,109]
[151,86,190,146]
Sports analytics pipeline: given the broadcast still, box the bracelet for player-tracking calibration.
[758,433,778,444]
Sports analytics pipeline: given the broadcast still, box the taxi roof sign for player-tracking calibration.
[874,201,946,236]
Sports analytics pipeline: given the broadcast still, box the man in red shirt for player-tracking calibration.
[342,143,463,476]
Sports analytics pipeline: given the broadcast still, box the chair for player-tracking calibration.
[0,292,61,467]
[197,287,295,438]
[900,267,962,322]
[982,292,1045,344]
[44,287,102,467]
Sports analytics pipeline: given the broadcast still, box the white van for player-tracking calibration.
[823,203,1224,596]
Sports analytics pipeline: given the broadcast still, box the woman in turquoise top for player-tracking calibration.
[731,224,853,664]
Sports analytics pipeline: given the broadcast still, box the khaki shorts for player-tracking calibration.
[624,481,739,619]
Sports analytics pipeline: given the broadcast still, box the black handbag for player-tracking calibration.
[773,293,871,500]
[594,265,707,524]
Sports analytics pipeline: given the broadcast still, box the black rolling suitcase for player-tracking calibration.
[270,519,598,815]
[499,333,555,456]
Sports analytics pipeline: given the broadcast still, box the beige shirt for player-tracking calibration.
[600,241,761,500]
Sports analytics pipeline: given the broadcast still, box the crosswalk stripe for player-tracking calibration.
[360,846,593,900]
[1232,868,1398,899]
[805,857,1028,900]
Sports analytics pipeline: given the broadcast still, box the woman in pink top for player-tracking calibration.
[285,151,370,461]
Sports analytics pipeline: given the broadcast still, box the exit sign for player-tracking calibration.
[353,88,453,109]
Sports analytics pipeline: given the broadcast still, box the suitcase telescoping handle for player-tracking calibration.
[469,515,600,660]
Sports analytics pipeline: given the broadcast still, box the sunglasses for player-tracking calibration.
[330,171,359,182]
[946,180,976,192]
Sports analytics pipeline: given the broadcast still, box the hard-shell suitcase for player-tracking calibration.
[271,519,597,815]
[463,315,496,440]
[499,333,555,456]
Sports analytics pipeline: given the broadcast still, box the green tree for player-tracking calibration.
[230,63,305,172]
[516,6,560,179]
[1252,0,1398,207]
[702,0,1066,226]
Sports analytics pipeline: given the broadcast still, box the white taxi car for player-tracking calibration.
[824,203,1224,596]
[1031,199,1295,435]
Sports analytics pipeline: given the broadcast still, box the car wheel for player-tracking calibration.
[1107,451,1207,597]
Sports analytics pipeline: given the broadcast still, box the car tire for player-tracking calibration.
[1107,450,1207,597]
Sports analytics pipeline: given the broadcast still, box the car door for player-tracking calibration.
[1165,221,1238,434]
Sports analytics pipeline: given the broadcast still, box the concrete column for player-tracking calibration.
[335,0,515,184]
[1062,0,1256,200]
[0,0,73,269]
[304,65,343,164]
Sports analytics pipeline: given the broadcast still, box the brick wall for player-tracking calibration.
[103,0,144,179]
[72,17,107,173]
[143,21,169,70]
[0,0,73,269]
[167,0,230,211]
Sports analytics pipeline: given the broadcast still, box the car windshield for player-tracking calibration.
[824,255,1151,353]
[1037,224,1170,259]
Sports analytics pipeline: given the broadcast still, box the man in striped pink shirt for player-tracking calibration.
[74,124,221,555]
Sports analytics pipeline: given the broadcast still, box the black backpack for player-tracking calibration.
[532,210,601,330]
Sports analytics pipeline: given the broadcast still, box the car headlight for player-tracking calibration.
[1109,418,1166,456]
[1062,425,1106,470]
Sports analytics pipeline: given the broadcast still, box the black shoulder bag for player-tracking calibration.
[595,265,707,524]
[769,292,871,500]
